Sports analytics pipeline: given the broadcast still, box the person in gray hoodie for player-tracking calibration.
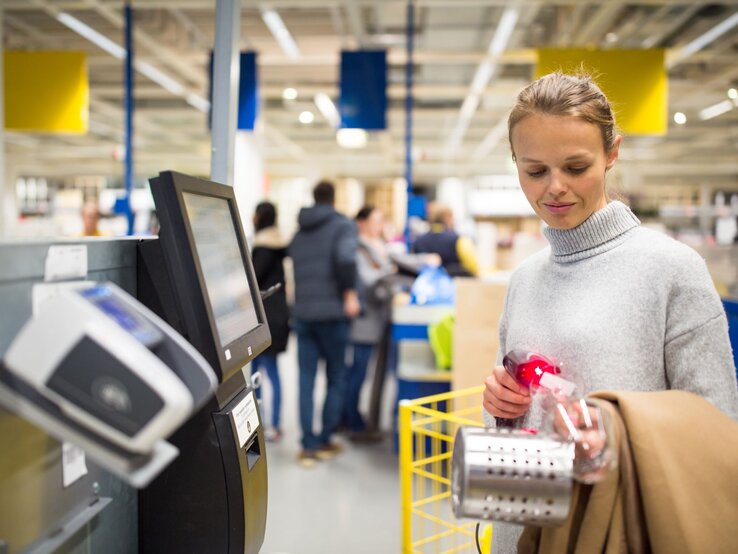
[288,181,360,467]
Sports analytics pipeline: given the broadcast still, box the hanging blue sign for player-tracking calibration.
[339,50,387,130]
[237,52,258,130]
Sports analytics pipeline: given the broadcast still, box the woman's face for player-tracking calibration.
[511,113,621,229]
[364,209,385,239]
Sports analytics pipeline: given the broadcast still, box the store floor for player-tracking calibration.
[255,338,401,554]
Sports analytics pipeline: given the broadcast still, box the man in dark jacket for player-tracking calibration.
[288,181,359,467]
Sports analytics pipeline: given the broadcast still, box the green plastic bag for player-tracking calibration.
[428,311,454,371]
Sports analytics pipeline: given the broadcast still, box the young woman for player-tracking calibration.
[482,72,738,552]
[251,201,290,442]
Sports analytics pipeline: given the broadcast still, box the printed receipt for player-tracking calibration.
[231,392,260,447]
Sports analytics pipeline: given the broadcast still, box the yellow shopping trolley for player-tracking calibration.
[399,385,491,553]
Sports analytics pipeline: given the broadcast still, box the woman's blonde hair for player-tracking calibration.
[508,72,617,160]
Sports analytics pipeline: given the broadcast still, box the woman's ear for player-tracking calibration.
[605,135,622,171]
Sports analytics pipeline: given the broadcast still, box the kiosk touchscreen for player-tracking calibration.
[139,170,270,384]
[137,171,270,554]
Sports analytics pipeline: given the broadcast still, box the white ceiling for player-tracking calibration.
[3,0,738,194]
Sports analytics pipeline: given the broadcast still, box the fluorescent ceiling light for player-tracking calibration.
[314,93,340,128]
[186,94,211,113]
[261,8,301,59]
[675,11,738,61]
[699,99,733,120]
[459,95,480,125]
[57,12,209,113]
[471,118,508,162]
[445,7,519,156]
[299,111,314,124]
[337,128,367,149]
[282,87,298,100]
[136,61,185,96]
[57,12,126,59]
[469,62,494,96]
[487,8,519,57]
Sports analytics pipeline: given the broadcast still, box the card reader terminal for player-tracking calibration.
[3,282,217,454]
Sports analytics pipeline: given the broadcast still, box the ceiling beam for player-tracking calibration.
[570,2,624,46]
[342,0,367,47]
[90,0,208,89]
[641,4,701,48]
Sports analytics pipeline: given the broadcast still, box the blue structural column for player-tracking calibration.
[123,4,134,235]
[404,0,415,247]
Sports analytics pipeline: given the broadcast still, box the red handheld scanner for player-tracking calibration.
[502,350,562,390]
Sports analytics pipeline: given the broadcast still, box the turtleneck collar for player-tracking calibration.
[543,201,640,263]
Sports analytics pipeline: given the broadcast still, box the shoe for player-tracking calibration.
[297,450,318,468]
[264,428,282,442]
[315,442,343,460]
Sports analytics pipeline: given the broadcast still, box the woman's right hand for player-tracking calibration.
[483,365,532,420]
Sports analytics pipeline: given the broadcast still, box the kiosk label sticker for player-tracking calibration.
[232,392,260,447]
[45,245,88,282]
[62,441,87,487]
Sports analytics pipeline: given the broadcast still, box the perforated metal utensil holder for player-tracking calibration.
[451,426,574,527]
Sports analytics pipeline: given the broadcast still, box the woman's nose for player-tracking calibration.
[547,170,568,196]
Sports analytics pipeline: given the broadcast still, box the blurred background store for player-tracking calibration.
[1,2,737,291]
[1,2,737,553]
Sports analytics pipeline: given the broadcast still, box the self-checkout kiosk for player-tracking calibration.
[137,170,271,554]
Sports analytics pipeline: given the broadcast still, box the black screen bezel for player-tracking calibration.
[149,170,270,383]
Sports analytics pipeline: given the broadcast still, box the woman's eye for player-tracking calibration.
[568,166,588,174]
[526,169,546,178]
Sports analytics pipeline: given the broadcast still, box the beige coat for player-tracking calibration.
[519,390,738,554]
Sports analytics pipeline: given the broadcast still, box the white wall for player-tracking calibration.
[233,131,265,238]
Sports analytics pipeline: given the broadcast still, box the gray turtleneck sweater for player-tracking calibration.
[487,201,738,553]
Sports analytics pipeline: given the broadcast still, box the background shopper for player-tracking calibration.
[288,181,359,467]
[250,201,290,442]
[345,205,396,439]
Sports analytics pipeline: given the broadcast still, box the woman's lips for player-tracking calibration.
[543,202,575,214]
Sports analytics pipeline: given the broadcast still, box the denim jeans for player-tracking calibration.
[294,319,349,451]
[344,343,373,432]
[251,353,281,429]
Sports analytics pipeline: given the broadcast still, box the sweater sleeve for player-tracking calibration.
[664,252,738,420]
[356,245,392,289]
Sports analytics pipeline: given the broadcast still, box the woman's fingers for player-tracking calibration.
[483,366,532,419]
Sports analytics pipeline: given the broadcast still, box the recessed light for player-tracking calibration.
[282,87,298,100]
[336,128,367,149]
[298,111,314,124]
[673,112,687,125]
